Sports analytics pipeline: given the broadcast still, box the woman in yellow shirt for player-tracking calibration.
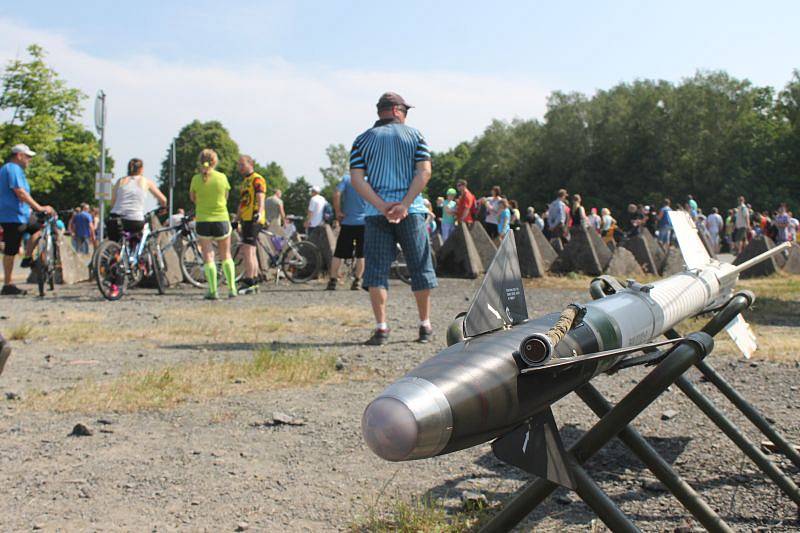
[189,149,236,299]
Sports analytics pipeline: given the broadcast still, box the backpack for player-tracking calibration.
[322,201,334,224]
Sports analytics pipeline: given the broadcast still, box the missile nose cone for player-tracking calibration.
[361,377,453,461]
[362,397,418,461]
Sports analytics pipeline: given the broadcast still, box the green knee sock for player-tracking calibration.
[222,258,236,294]
[204,262,218,296]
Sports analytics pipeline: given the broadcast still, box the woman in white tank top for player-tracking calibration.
[108,158,166,240]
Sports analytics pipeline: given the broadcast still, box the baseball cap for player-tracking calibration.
[447,188,457,196]
[11,144,35,157]
[377,92,413,110]
[309,185,321,193]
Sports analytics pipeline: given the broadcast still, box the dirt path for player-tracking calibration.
[1,279,798,531]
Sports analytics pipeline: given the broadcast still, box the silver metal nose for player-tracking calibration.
[361,377,453,461]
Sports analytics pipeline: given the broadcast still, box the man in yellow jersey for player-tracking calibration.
[237,155,266,293]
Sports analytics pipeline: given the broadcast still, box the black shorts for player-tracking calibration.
[733,227,748,243]
[334,224,365,259]
[106,217,146,242]
[240,220,263,246]
[483,221,498,239]
[1,221,42,256]
[196,221,231,240]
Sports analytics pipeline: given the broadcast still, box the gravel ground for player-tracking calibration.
[1,277,798,532]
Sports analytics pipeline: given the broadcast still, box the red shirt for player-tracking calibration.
[457,188,476,223]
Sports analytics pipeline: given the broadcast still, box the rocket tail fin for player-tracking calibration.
[491,407,576,489]
[463,232,528,338]
[668,210,711,270]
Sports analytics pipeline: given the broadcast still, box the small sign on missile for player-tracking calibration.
[725,313,757,359]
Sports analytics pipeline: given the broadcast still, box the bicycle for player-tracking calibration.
[176,215,243,289]
[33,212,60,297]
[391,241,437,285]
[95,210,169,300]
[232,223,321,285]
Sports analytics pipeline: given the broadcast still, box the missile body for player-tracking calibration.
[362,213,790,464]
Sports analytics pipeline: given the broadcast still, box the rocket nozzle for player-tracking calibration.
[519,333,553,367]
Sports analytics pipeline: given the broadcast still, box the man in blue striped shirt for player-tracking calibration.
[350,92,437,345]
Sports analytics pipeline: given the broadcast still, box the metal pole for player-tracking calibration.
[695,360,800,468]
[569,456,641,533]
[97,91,106,240]
[577,383,734,533]
[480,333,713,532]
[169,139,175,226]
[675,375,800,507]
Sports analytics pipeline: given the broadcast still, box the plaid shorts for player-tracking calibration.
[363,214,438,291]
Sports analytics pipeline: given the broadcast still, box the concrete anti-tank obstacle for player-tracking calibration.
[514,223,556,278]
[622,228,663,275]
[734,235,781,278]
[308,224,336,275]
[550,224,612,276]
[436,223,483,278]
[660,245,686,276]
[430,232,444,257]
[469,222,498,270]
[604,246,645,278]
[58,236,93,284]
[781,242,800,274]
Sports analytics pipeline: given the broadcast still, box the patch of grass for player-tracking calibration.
[24,348,345,413]
[9,324,33,341]
[351,495,490,533]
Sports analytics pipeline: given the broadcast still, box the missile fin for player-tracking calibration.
[724,313,758,359]
[668,210,711,270]
[463,233,529,338]
[491,407,576,489]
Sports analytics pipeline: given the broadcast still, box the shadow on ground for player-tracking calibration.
[421,424,798,530]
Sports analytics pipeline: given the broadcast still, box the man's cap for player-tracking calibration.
[310,185,321,193]
[377,92,413,110]
[446,188,457,196]
[11,143,35,157]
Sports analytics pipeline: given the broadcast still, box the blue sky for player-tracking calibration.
[2,1,799,185]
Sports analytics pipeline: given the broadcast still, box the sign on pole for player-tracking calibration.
[94,172,113,201]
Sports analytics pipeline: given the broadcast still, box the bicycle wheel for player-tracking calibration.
[393,248,412,285]
[96,240,126,301]
[36,239,48,297]
[149,242,167,295]
[180,240,206,287]
[280,240,321,283]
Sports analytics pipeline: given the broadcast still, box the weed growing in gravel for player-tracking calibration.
[9,324,33,341]
[351,494,489,532]
[25,348,341,413]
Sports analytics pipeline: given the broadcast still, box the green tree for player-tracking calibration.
[255,161,290,195]
[0,44,100,204]
[283,176,312,220]
[319,143,349,198]
[159,120,240,212]
[428,141,471,198]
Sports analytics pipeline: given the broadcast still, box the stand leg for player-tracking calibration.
[675,375,800,507]
[569,456,641,533]
[696,360,800,469]
[577,383,734,533]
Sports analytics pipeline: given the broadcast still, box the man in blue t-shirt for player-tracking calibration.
[349,92,436,345]
[69,203,96,254]
[0,144,54,296]
[656,198,673,246]
[327,174,367,291]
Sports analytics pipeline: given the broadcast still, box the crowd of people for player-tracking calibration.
[1,92,798,347]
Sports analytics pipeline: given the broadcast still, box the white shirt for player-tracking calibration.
[706,213,723,235]
[485,197,501,224]
[307,194,327,228]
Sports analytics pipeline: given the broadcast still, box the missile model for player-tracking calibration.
[362,211,790,487]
